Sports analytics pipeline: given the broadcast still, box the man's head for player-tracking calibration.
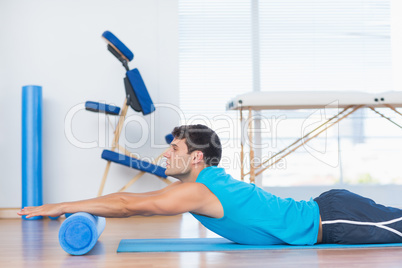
[163,125,222,180]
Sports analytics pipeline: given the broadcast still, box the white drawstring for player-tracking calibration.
[322,216,402,238]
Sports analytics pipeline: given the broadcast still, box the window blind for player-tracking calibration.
[179,0,253,118]
[259,0,392,92]
[178,0,393,185]
[179,0,392,117]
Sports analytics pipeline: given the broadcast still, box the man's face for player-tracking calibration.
[163,138,193,178]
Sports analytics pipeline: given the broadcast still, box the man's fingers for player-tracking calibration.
[17,209,28,215]
[18,204,62,218]
[18,206,42,217]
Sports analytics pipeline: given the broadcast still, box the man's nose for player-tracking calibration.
[163,149,171,158]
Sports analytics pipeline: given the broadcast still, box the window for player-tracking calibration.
[178,0,400,190]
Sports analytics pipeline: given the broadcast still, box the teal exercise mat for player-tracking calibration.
[117,238,402,252]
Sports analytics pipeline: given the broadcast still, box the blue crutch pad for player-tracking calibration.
[85,101,121,115]
[58,212,106,255]
[101,150,167,178]
[102,31,134,61]
[125,69,155,115]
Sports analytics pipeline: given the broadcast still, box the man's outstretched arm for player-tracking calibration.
[18,193,140,218]
[17,182,211,219]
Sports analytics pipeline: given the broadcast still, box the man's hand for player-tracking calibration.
[18,203,64,219]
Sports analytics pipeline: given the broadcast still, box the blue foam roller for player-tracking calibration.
[59,212,106,255]
[21,85,43,220]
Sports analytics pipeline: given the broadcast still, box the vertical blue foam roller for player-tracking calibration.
[21,85,43,220]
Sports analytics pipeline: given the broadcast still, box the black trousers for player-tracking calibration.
[314,189,402,244]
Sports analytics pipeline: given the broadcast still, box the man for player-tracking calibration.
[19,125,402,245]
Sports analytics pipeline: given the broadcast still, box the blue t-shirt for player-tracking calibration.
[191,166,320,245]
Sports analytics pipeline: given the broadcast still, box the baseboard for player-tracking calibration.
[0,208,20,219]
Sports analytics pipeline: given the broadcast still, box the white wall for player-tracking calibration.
[0,0,179,207]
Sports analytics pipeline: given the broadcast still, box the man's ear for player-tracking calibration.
[192,151,204,164]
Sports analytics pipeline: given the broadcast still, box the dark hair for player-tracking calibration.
[171,124,222,166]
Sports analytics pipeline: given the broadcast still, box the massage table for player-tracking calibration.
[226,91,402,183]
